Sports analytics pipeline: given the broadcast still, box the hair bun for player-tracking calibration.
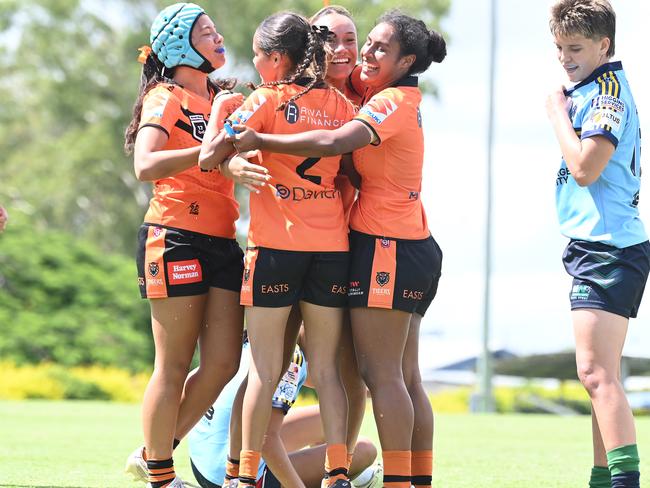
[429,30,447,63]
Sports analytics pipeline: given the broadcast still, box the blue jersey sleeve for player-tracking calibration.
[580,75,627,147]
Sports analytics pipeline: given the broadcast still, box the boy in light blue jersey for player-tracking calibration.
[547,2,650,488]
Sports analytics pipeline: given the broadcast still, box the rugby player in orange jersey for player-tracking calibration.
[225,11,447,488]
[123,4,249,487]
[309,5,367,476]
[199,11,357,488]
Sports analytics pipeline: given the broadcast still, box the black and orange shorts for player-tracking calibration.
[347,230,442,314]
[241,247,349,308]
[136,224,244,299]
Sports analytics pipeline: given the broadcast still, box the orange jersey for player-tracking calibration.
[231,82,356,251]
[139,83,239,238]
[351,77,429,240]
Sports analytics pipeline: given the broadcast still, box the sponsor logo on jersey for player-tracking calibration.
[360,97,398,124]
[138,277,145,286]
[153,227,163,237]
[189,114,207,141]
[408,191,419,200]
[376,271,390,287]
[148,262,160,277]
[297,106,347,127]
[167,259,202,285]
[588,108,622,132]
[417,107,422,127]
[284,101,299,124]
[234,93,267,124]
[380,238,391,248]
[591,95,625,113]
[556,166,571,186]
[275,184,339,201]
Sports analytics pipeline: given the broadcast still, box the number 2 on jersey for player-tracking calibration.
[296,157,322,185]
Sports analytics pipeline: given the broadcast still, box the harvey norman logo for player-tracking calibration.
[167,259,202,285]
[359,97,398,124]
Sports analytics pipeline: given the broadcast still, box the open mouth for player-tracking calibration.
[564,65,578,75]
[331,57,350,65]
[362,61,378,73]
[216,46,226,54]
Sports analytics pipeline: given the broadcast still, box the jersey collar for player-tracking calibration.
[568,61,623,94]
[392,75,419,88]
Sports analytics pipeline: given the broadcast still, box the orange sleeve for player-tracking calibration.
[229,87,276,133]
[139,84,180,137]
[354,88,406,145]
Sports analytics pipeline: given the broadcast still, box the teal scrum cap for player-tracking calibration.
[150,3,214,73]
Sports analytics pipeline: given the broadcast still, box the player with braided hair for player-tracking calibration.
[199,11,356,488]
[222,10,447,488]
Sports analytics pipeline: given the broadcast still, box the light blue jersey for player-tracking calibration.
[556,61,646,248]
[188,343,308,486]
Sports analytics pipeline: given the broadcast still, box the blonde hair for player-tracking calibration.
[549,0,616,56]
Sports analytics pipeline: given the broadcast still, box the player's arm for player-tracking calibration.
[261,408,304,488]
[200,91,245,167]
[133,127,202,181]
[546,86,615,187]
[227,119,374,157]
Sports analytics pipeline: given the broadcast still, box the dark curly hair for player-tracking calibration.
[378,10,447,75]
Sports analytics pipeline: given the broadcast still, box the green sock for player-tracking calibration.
[589,465,611,488]
[607,444,640,476]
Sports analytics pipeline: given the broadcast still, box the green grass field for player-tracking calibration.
[1,400,649,487]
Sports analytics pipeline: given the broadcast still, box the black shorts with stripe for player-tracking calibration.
[136,223,244,299]
[347,230,442,314]
[241,247,349,308]
[563,239,650,318]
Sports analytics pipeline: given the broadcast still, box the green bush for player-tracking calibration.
[0,219,152,371]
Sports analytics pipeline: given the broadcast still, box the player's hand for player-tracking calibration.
[212,91,244,120]
[546,86,572,118]
[221,150,270,193]
[0,206,8,232]
[224,125,262,152]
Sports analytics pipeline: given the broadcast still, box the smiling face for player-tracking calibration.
[315,12,358,83]
[359,22,411,90]
[554,32,610,83]
[191,14,226,70]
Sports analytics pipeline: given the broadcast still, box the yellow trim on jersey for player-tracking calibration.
[597,71,620,99]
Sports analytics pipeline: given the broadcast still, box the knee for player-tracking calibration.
[576,362,614,396]
[360,366,403,394]
[353,436,378,469]
[309,364,341,388]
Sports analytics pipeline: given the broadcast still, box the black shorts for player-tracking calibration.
[347,230,442,314]
[241,247,349,308]
[190,459,221,488]
[256,466,280,488]
[136,224,244,299]
[563,239,650,319]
